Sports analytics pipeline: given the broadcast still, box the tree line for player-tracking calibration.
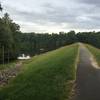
[17,31,100,57]
[0,4,100,64]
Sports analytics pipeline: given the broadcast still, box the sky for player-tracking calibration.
[1,0,100,33]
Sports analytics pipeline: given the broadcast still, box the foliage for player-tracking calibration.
[0,13,20,63]
[0,3,3,11]
[76,32,100,48]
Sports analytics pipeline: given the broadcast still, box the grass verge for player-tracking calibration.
[86,44,100,65]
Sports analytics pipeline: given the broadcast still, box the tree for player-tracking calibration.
[0,3,3,11]
[0,13,20,64]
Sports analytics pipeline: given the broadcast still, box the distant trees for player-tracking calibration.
[76,32,100,48]
[17,31,78,56]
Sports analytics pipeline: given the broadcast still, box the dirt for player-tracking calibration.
[72,44,100,100]
[0,61,22,86]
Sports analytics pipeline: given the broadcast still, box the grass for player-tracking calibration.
[0,59,34,70]
[0,61,17,70]
[86,44,100,65]
[0,44,79,100]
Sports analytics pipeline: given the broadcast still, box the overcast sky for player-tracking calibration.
[1,0,100,33]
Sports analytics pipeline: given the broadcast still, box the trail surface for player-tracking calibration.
[73,44,100,100]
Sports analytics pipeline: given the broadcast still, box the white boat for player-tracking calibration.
[17,54,31,60]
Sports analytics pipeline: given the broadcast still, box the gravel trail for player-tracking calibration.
[73,44,100,100]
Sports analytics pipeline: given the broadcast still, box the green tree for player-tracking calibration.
[0,3,3,11]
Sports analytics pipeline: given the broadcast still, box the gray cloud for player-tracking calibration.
[1,0,100,32]
[77,0,100,5]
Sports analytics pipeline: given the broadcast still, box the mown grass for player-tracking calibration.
[0,44,78,100]
[86,44,100,65]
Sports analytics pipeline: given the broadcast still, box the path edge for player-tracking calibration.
[68,44,80,100]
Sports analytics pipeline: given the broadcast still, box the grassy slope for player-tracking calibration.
[86,44,100,65]
[0,44,78,100]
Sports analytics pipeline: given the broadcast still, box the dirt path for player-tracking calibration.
[0,61,22,86]
[73,44,100,100]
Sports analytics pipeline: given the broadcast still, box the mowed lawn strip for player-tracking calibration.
[0,44,78,100]
[86,44,100,66]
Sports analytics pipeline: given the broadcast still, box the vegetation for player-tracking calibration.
[86,44,100,65]
[0,61,17,70]
[76,32,100,48]
[0,12,20,64]
[0,44,78,100]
